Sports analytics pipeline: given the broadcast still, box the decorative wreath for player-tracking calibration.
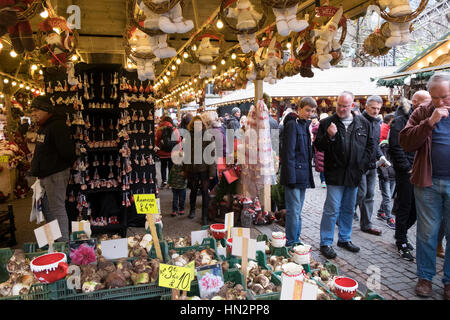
[140,0,182,14]
[123,25,157,61]
[17,0,46,21]
[186,32,225,66]
[218,0,268,35]
[375,0,428,23]
[127,0,166,37]
[363,22,391,57]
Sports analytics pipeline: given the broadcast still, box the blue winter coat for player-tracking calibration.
[280,113,315,189]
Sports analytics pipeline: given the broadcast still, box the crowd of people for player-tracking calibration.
[27,72,449,299]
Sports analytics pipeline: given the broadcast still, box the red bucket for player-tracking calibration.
[333,276,358,300]
[210,223,226,240]
[30,252,68,284]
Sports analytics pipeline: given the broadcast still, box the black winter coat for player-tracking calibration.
[31,115,76,179]
[377,142,396,181]
[362,110,383,170]
[280,114,315,189]
[314,112,374,188]
[388,103,416,173]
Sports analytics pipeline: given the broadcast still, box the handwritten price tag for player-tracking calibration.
[135,194,159,214]
[159,263,193,291]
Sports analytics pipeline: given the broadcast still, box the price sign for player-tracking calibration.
[0,156,9,163]
[135,194,159,214]
[159,263,193,291]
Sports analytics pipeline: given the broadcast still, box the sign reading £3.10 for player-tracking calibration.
[134,194,159,214]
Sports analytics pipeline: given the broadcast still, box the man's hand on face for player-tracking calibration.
[429,107,449,126]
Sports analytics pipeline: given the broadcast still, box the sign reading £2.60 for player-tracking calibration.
[134,194,159,214]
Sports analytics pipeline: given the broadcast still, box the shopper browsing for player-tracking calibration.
[30,96,77,242]
[155,116,181,187]
[168,157,187,217]
[280,97,317,246]
[399,73,450,300]
[314,91,374,259]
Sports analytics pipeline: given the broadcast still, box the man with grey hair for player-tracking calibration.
[314,91,373,259]
[355,95,386,236]
[400,72,450,299]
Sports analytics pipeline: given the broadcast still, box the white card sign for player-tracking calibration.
[232,237,256,260]
[34,220,62,248]
[71,220,92,238]
[191,230,209,246]
[256,241,266,253]
[280,276,318,300]
[217,245,226,257]
[224,212,234,231]
[100,238,129,260]
[231,227,250,239]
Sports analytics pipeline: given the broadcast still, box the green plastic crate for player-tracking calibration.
[22,242,67,255]
[0,283,50,300]
[167,237,217,252]
[148,240,170,263]
[49,278,171,300]
[225,250,269,270]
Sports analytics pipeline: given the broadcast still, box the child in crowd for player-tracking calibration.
[377,139,396,229]
[168,159,187,217]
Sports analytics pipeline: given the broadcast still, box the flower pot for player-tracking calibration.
[30,252,68,284]
[210,223,226,240]
[333,276,358,300]
[271,232,286,248]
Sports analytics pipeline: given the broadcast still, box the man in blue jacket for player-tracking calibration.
[30,96,76,242]
[314,91,373,259]
[280,97,316,246]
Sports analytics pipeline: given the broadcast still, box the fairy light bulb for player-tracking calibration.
[3,78,9,84]
[0,42,3,50]
[212,65,217,70]
[10,50,17,58]
[71,55,78,61]
[216,20,224,29]
[166,71,170,76]
[286,42,291,49]
[231,53,236,60]
[221,59,226,65]
[176,58,181,65]
[171,65,176,71]
[12,81,17,86]
[183,52,188,59]
[19,83,24,88]
[40,10,48,18]
[192,45,197,51]
[26,86,30,90]
[31,64,38,71]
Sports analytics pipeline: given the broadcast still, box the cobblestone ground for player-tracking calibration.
[256,171,447,301]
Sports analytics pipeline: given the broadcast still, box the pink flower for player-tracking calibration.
[70,243,96,265]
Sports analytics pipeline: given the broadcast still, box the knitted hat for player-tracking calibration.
[232,107,240,115]
[31,96,54,113]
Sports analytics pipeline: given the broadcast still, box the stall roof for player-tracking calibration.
[206,66,396,106]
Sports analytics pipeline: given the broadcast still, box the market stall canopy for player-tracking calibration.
[206,66,397,106]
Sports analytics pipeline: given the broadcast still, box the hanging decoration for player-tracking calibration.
[261,0,308,37]
[38,16,78,68]
[292,26,315,77]
[261,37,283,84]
[127,0,177,59]
[0,0,43,54]
[187,33,224,79]
[219,0,267,54]
[363,22,392,57]
[125,23,160,81]
[373,0,428,48]
[311,6,346,70]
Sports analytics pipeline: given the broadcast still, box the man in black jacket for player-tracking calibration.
[30,96,76,242]
[314,91,373,259]
[356,95,385,236]
[389,92,431,261]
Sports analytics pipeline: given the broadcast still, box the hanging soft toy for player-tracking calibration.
[261,37,282,84]
[376,0,412,47]
[312,6,343,70]
[129,25,160,81]
[138,0,177,59]
[1,0,35,54]
[267,0,308,37]
[39,17,73,66]
[197,37,220,79]
[226,0,263,54]
[150,0,194,34]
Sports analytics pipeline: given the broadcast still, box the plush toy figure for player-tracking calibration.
[0,0,35,53]
[226,0,263,54]
[39,17,73,66]
[151,0,194,34]
[261,38,282,84]
[378,0,412,47]
[313,6,342,70]
[272,3,308,37]
[197,37,220,79]
[130,27,160,81]
[138,1,177,59]
[297,40,314,78]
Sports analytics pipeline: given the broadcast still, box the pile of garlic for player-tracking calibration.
[0,250,39,297]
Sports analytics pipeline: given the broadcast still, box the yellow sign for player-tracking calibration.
[0,156,9,163]
[159,263,194,291]
[135,194,159,214]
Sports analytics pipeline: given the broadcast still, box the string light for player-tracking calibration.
[0,42,3,50]
[71,55,78,61]
[183,52,188,59]
[166,71,170,76]
[3,79,9,84]
[171,65,176,71]
[19,83,24,88]
[231,53,236,60]
[212,65,216,70]
[11,81,17,86]
[40,10,48,18]
[31,64,38,71]
[39,70,43,75]
[192,45,197,51]
[221,59,225,65]
[10,51,17,58]
[286,42,291,49]
[216,20,224,29]
[176,58,181,65]
[26,86,30,90]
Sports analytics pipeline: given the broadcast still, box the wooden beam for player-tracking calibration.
[191,0,200,31]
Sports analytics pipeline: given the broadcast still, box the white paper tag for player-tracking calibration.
[191,230,209,246]
[100,238,128,260]
[224,212,234,231]
[232,237,256,260]
[256,241,266,253]
[281,276,318,300]
[71,220,92,238]
[34,220,62,248]
[217,246,227,257]
[231,227,250,239]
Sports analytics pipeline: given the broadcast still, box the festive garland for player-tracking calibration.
[17,0,46,22]
[375,0,428,24]
[218,0,268,35]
